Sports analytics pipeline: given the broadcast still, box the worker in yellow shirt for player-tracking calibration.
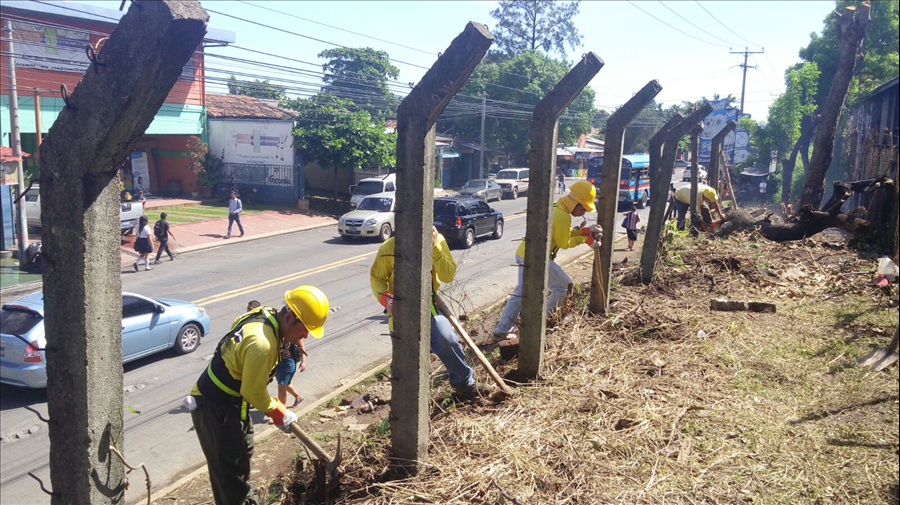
[188,286,329,505]
[673,183,723,231]
[493,181,602,340]
[371,226,489,397]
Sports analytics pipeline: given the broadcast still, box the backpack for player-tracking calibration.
[154,220,165,238]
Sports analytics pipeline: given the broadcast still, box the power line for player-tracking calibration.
[656,1,739,47]
[626,0,730,48]
[694,1,762,49]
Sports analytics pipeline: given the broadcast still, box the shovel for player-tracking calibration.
[856,327,899,372]
[288,423,343,491]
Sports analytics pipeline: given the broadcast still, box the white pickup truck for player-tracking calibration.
[24,184,144,235]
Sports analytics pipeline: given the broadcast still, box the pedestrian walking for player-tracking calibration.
[188,286,330,505]
[493,181,602,341]
[133,215,155,272]
[556,169,566,194]
[370,226,490,398]
[153,212,176,264]
[622,204,641,251]
[226,191,244,239]
[276,340,305,409]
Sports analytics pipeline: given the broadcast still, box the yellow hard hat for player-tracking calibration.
[284,285,329,339]
[568,181,596,212]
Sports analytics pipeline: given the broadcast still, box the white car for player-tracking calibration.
[24,183,143,234]
[495,168,530,199]
[338,192,395,242]
[349,173,396,207]
[682,166,708,183]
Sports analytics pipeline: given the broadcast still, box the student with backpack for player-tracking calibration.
[153,212,176,264]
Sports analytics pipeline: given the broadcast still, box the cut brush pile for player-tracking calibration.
[284,230,899,505]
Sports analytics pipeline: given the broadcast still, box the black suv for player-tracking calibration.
[433,196,504,249]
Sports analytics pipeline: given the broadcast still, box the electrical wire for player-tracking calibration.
[655,1,740,47]
[626,0,730,48]
[694,1,763,49]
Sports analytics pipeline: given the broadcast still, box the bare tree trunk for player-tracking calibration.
[784,114,818,207]
[799,3,870,209]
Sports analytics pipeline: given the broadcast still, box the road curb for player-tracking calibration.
[145,360,389,505]
[165,220,338,256]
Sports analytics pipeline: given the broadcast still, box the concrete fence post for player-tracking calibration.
[709,120,737,194]
[518,52,604,380]
[391,22,493,474]
[37,2,208,503]
[689,123,703,230]
[638,113,683,284]
[589,80,662,314]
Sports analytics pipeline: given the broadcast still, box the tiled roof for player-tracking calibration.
[1,145,29,163]
[206,94,296,119]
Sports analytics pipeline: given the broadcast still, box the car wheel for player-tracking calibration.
[175,323,202,355]
[379,223,393,242]
[511,187,518,199]
[492,220,504,240]
[463,228,475,249]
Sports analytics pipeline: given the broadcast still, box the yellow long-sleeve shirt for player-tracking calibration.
[516,196,589,259]
[191,318,281,414]
[370,234,456,330]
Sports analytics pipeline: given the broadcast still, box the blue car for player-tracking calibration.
[0,292,211,388]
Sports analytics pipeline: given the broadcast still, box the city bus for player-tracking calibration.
[585,153,651,208]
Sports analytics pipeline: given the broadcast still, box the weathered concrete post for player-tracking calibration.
[689,123,703,230]
[38,3,208,503]
[590,80,662,313]
[638,114,683,284]
[391,22,492,473]
[709,120,736,195]
[518,53,604,380]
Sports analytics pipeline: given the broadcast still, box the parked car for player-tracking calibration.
[0,291,211,389]
[433,196,503,249]
[458,179,502,202]
[349,173,396,208]
[495,168,529,199]
[338,192,395,241]
[682,165,708,183]
[674,159,690,168]
[25,183,143,235]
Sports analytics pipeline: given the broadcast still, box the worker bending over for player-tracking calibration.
[188,286,329,505]
[371,226,489,397]
[493,181,602,341]
[673,183,723,231]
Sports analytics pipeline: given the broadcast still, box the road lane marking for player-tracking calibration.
[191,251,376,306]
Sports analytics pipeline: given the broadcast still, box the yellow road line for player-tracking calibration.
[504,213,527,222]
[192,251,376,306]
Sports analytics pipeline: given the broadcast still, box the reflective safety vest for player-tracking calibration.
[195,307,281,419]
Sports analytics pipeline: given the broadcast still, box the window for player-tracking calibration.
[464,180,485,189]
[385,182,395,192]
[496,170,517,180]
[477,201,492,213]
[357,197,393,212]
[466,201,482,214]
[123,296,157,319]
[434,201,458,217]
[0,307,43,335]
[488,180,498,188]
[521,170,529,180]
[354,181,384,196]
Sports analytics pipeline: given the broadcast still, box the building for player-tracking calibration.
[0,1,235,196]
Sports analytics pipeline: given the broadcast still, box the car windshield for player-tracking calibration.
[434,201,458,217]
[0,307,43,336]
[464,181,485,189]
[496,170,519,180]
[354,181,384,196]
[357,197,392,212]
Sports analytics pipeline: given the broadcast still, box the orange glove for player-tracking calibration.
[378,292,394,315]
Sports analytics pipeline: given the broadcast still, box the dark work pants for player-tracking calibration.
[155,239,175,261]
[191,399,258,505]
[675,200,690,231]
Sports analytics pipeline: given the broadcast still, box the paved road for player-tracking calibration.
[0,174,680,504]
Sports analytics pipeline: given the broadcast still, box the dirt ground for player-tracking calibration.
[160,228,899,505]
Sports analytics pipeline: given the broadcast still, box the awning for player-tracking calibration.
[0,145,30,163]
[439,146,460,159]
[556,148,574,157]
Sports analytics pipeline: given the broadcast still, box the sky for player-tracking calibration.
[75,0,837,122]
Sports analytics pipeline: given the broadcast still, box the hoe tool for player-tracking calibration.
[288,423,343,491]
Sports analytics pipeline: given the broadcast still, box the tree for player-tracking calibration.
[284,94,396,195]
[227,74,286,101]
[319,47,400,121]
[490,0,583,59]
[438,50,595,159]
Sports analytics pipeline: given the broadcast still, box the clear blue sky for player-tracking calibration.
[79,0,836,121]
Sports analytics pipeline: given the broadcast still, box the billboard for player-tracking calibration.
[699,99,738,165]
[12,21,92,73]
[208,120,294,167]
[731,113,752,165]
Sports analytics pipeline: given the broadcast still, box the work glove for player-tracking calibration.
[590,239,602,250]
[379,292,394,316]
[589,224,603,237]
[276,409,298,433]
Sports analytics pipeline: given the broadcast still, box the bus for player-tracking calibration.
[585,154,651,208]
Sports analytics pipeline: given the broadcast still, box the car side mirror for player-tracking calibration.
[155,305,166,314]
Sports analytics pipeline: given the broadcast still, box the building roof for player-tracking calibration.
[865,76,899,100]
[1,1,236,43]
[206,94,295,119]
[1,146,30,163]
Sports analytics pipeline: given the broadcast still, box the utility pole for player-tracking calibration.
[4,20,30,267]
[730,47,764,114]
[479,92,486,178]
[33,89,42,169]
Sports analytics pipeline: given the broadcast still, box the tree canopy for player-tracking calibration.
[319,47,400,121]
[438,50,595,159]
[226,74,286,101]
[490,0,583,60]
[284,94,396,171]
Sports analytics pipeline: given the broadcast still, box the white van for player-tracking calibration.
[24,184,143,235]
[350,173,396,207]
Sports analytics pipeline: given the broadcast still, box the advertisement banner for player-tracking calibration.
[731,113,752,165]
[208,120,294,167]
[12,21,92,73]
[699,99,738,165]
[130,151,150,194]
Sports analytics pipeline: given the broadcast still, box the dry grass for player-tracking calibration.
[287,231,899,505]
